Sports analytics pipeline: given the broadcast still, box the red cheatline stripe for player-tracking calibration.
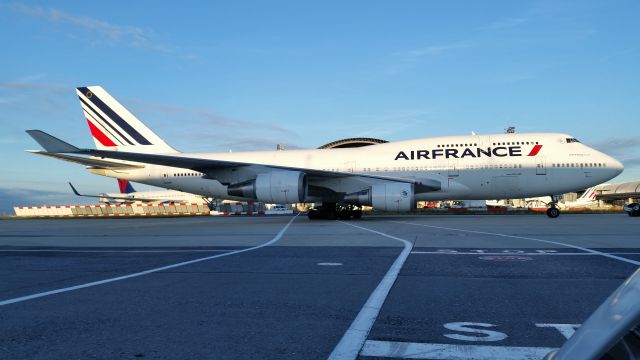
[86,119,116,147]
[527,144,543,156]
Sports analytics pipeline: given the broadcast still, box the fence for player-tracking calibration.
[13,203,211,218]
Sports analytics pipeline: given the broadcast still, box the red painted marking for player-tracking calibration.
[527,144,543,156]
[86,119,116,147]
[117,179,128,193]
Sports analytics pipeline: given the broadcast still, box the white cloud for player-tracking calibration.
[592,137,640,170]
[126,99,303,151]
[8,3,170,52]
[396,42,470,62]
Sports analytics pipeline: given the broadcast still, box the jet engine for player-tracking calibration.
[345,183,416,211]
[227,170,307,203]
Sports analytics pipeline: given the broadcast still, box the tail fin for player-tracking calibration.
[117,179,136,194]
[76,86,178,154]
[579,187,597,201]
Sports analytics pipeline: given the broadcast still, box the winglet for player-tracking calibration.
[26,130,80,153]
[68,182,81,196]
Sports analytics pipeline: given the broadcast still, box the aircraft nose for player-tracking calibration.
[609,157,624,176]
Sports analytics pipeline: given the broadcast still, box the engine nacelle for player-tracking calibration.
[345,183,415,211]
[227,171,307,203]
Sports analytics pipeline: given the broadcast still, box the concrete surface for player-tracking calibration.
[0,214,638,359]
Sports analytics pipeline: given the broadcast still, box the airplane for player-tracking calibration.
[26,86,624,219]
[558,186,600,209]
[69,179,212,205]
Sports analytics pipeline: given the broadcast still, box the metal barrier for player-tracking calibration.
[13,203,211,218]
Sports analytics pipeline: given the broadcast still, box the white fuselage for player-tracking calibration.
[91,133,623,203]
[101,190,206,204]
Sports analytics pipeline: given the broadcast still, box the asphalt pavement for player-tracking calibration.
[0,214,638,359]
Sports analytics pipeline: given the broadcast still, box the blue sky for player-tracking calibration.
[1,1,639,213]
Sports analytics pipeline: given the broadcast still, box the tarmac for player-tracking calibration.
[0,214,638,359]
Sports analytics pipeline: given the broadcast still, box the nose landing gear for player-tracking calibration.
[546,195,561,218]
[546,206,560,218]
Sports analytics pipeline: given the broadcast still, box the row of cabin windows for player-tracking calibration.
[359,164,523,172]
[552,162,605,168]
[437,143,478,147]
[492,141,538,146]
[358,162,607,173]
[435,141,540,148]
[162,172,203,177]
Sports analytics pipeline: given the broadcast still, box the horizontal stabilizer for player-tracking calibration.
[26,130,80,153]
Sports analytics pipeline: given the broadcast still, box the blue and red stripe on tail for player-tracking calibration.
[117,179,136,194]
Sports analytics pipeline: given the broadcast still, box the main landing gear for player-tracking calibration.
[307,203,363,220]
[546,195,561,218]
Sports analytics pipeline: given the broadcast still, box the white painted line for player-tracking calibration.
[361,340,556,360]
[394,221,640,267]
[328,221,414,360]
[0,249,233,253]
[411,251,640,256]
[317,262,343,266]
[0,214,298,306]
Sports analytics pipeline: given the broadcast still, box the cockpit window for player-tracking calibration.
[566,138,580,143]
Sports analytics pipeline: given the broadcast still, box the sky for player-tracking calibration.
[1,0,639,213]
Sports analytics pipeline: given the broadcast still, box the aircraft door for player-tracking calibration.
[156,166,171,185]
[448,160,459,177]
[344,161,356,173]
[536,157,547,175]
[447,160,459,189]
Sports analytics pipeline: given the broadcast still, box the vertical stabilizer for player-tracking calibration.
[76,86,178,154]
[117,179,136,194]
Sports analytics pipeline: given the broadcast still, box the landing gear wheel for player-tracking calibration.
[546,207,560,218]
[338,210,352,220]
[308,209,319,220]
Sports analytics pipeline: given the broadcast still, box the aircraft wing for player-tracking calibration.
[27,130,441,192]
[28,151,145,170]
[68,182,174,203]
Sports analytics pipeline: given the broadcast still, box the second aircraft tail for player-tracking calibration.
[117,179,136,194]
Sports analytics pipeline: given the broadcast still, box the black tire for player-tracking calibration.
[307,210,318,220]
[353,210,363,219]
[546,207,560,218]
[338,211,352,220]
[326,211,338,220]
